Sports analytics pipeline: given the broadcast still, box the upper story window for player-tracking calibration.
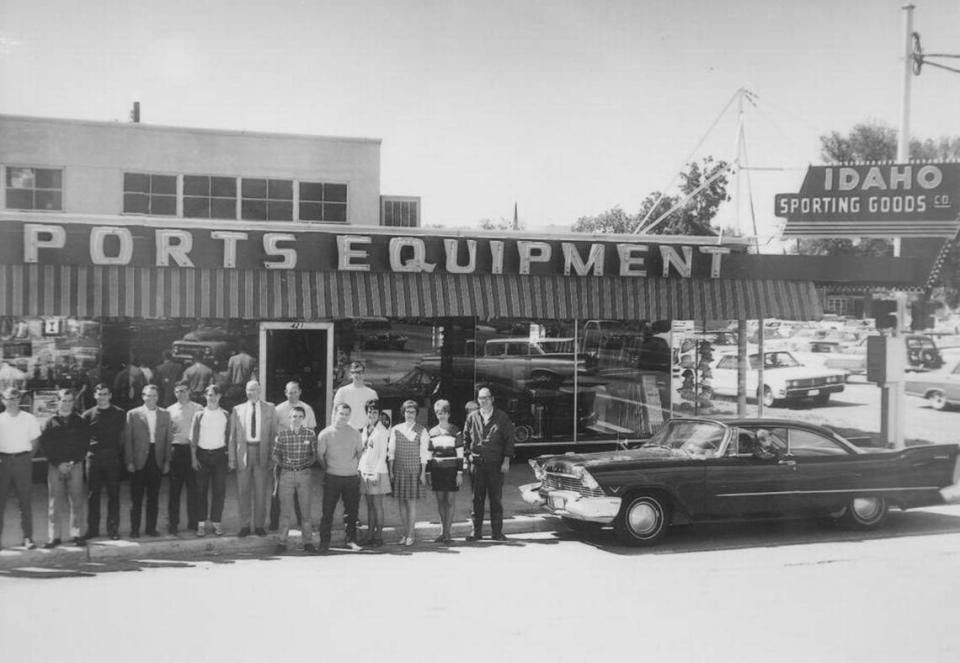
[300,181,347,223]
[123,172,176,215]
[5,167,62,211]
[184,175,237,219]
[381,196,420,227]
[242,178,292,221]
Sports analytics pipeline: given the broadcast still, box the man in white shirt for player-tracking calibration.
[166,381,202,535]
[333,362,378,430]
[0,387,42,550]
[191,385,231,537]
[123,384,174,538]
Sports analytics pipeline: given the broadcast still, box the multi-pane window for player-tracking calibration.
[184,175,237,219]
[300,181,347,223]
[5,167,62,210]
[241,178,293,221]
[382,197,419,227]
[123,172,177,215]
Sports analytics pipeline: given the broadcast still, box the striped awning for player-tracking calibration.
[0,265,822,321]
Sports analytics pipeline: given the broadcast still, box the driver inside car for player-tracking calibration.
[754,428,781,460]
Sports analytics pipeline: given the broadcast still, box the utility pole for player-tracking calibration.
[883,3,914,449]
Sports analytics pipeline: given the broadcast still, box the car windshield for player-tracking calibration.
[641,420,727,451]
[749,351,801,369]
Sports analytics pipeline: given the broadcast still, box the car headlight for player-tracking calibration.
[786,379,797,388]
[573,466,600,490]
[528,458,545,482]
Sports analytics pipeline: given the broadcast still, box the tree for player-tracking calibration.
[573,157,731,235]
[798,122,960,258]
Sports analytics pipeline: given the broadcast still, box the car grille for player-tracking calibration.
[543,471,604,498]
[790,377,833,388]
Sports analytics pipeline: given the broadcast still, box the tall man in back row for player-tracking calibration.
[462,386,515,542]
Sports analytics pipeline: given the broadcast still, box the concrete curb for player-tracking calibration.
[0,513,562,570]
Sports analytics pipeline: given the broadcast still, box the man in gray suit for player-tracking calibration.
[123,384,173,537]
[229,380,278,537]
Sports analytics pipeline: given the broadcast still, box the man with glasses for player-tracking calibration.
[82,383,125,540]
[462,386,515,542]
[0,387,42,550]
[333,361,378,431]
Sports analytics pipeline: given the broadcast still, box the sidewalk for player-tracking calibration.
[0,462,553,569]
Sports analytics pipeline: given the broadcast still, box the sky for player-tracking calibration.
[1,0,958,245]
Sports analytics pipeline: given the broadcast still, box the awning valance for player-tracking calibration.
[0,265,822,321]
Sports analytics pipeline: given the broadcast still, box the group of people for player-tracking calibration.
[0,360,518,554]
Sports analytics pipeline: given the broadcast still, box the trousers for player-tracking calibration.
[87,451,121,536]
[471,461,505,537]
[130,451,162,534]
[319,474,360,545]
[196,447,228,523]
[167,445,199,529]
[47,462,84,540]
[0,452,33,540]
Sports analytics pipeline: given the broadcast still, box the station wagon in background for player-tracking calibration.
[710,350,847,407]
[521,417,960,546]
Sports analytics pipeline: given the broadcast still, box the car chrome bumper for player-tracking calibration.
[781,384,844,398]
[519,483,620,523]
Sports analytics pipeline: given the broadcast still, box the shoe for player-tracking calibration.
[443,536,454,545]
[465,534,482,542]
[303,543,318,554]
[23,538,37,550]
[397,536,409,545]
[254,527,267,537]
[492,534,508,541]
[110,533,119,541]
[71,537,87,547]
[196,522,206,537]
[213,523,224,536]
[274,543,287,554]
[238,527,251,538]
[404,536,415,547]
[85,530,100,540]
[145,529,160,537]
[130,531,140,539]
[371,537,383,547]
[167,526,179,536]
[43,538,61,549]
[346,541,362,552]
[433,535,446,543]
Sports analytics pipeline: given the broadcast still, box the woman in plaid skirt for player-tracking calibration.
[387,400,429,546]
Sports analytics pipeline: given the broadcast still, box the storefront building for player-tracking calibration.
[0,115,930,446]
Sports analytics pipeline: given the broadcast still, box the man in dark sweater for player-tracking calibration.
[82,383,126,540]
[462,386,516,542]
[40,389,90,548]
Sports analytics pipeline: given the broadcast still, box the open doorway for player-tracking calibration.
[259,322,334,426]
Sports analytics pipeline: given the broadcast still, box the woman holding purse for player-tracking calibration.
[358,399,391,546]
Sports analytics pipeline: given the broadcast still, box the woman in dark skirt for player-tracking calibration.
[387,400,429,546]
[427,399,464,544]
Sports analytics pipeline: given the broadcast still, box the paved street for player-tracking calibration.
[3,506,960,662]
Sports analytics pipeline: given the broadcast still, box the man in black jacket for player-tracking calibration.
[41,389,90,548]
[462,386,516,542]
[82,384,126,540]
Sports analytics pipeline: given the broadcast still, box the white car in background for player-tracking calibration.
[710,349,847,407]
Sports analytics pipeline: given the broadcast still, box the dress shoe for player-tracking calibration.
[85,530,100,540]
[492,533,508,541]
[238,527,251,538]
[23,538,37,550]
[274,543,287,554]
[254,527,267,537]
[465,534,482,542]
[43,538,61,549]
[303,543,318,554]
[145,529,160,537]
[71,537,87,547]
[110,533,119,541]
[130,531,140,539]
[167,525,179,536]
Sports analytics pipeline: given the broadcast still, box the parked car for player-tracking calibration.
[520,417,960,546]
[905,334,943,371]
[792,338,867,375]
[905,357,960,410]
[710,349,847,407]
[171,326,236,369]
[353,318,408,351]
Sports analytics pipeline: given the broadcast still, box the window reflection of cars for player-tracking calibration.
[710,350,846,407]
[171,327,236,369]
[521,417,960,546]
[354,319,408,351]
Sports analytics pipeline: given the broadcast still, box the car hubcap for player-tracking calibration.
[628,501,661,537]
[851,497,883,522]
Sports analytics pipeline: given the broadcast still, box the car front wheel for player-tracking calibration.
[839,496,888,529]
[927,390,948,411]
[614,494,668,546]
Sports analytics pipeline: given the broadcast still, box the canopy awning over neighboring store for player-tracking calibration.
[0,264,823,322]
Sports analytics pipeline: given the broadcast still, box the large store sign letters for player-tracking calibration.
[13,221,733,279]
[775,162,960,237]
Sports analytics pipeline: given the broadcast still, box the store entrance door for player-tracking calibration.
[259,322,334,427]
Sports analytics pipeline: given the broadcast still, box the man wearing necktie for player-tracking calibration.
[228,380,278,537]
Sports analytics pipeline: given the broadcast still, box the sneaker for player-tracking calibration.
[213,523,224,536]
[345,541,362,552]
[196,522,206,537]
[23,537,37,550]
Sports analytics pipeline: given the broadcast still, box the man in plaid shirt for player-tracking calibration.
[271,406,316,553]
